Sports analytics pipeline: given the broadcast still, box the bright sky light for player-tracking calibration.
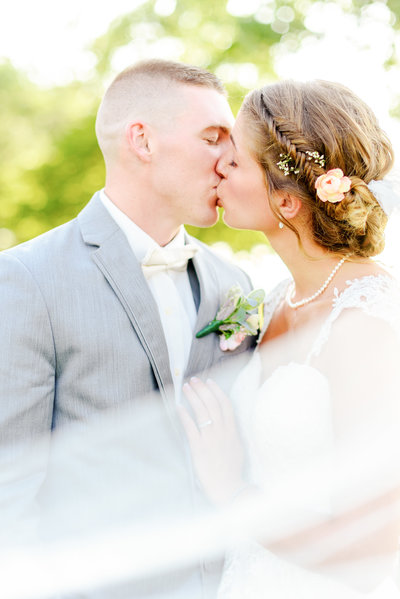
[274,2,400,130]
[0,0,147,86]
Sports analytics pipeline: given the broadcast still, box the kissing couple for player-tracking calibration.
[1,59,400,598]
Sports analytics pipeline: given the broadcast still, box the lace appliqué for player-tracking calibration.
[257,279,290,344]
[306,274,400,363]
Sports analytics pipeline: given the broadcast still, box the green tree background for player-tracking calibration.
[1,0,399,251]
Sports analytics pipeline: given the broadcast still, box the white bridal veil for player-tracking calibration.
[1,174,400,599]
[1,314,400,599]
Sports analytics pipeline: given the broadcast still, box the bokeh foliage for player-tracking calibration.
[1,0,399,250]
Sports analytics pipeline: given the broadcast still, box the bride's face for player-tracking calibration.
[216,111,272,232]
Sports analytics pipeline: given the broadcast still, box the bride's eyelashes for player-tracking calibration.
[229,160,238,168]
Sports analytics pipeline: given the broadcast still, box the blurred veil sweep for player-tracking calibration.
[1,302,400,599]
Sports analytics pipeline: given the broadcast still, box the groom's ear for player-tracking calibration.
[126,122,152,162]
[276,193,302,221]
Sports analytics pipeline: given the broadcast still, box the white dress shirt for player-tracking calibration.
[100,190,198,402]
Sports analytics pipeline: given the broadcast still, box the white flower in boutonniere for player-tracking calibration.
[196,285,265,351]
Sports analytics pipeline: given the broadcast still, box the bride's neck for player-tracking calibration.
[269,231,342,298]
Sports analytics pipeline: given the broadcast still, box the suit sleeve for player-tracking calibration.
[0,253,56,447]
[0,252,56,540]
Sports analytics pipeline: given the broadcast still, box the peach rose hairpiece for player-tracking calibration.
[315,169,352,203]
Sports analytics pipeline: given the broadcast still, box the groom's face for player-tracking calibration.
[150,85,234,227]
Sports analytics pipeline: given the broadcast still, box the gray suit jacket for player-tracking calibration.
[0,192,255,597]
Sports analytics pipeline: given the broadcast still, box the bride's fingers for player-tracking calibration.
[188,377,223,424]
[206,379,236,428]
[182,381,214,429]
[177,406,200,450]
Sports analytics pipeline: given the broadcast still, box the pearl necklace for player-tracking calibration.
[287,257,346,309]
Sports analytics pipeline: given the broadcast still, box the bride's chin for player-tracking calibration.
[222,211,245,229]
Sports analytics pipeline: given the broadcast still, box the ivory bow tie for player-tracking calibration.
[141,244,199,278]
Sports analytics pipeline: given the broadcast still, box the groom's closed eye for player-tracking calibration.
[205,136,220,145]
[202,126,230,145]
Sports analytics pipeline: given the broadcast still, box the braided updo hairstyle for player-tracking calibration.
[241,80,394,257]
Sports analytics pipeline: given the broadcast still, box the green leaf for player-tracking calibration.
[230,306,247,323]
[240,289,265,311]
[247,289,266,305]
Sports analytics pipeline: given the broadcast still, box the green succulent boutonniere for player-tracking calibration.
[196,285,265,351]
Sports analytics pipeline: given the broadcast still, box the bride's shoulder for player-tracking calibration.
[333,267,400,318]
[327,268,400,349]
[309,266,400,362]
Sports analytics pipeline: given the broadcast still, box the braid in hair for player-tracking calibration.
[259,92,325,193]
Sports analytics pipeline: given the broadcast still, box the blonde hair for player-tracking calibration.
[96,59,225,163]
[241,80,394,257]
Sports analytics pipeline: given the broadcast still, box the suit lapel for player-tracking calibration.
[78,194,174,397]
[185,237,222,377]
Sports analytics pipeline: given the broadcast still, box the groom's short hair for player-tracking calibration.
[111,59,225,94]
[95,59,226,163]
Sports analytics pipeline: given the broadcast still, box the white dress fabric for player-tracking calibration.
[218,274,400,599]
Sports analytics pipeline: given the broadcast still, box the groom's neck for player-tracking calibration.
[104,184,181,247]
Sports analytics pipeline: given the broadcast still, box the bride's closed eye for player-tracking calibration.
[229,160,238,168]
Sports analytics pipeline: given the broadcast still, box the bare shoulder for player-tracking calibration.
[317,260,400,373]
[322,279,400,370]
[333,259,394,292]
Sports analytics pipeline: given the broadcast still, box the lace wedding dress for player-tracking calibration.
[218,274,400,599]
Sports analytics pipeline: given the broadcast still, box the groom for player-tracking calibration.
[0,60,254,597]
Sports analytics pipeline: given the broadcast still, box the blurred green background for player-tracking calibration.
[1,0,399,251]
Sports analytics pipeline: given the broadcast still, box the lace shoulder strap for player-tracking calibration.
[306,274,400,362]
[258,279,291,344]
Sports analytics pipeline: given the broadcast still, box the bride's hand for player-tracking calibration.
[178,377,246,506]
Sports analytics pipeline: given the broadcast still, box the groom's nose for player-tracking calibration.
[216,156,228,179]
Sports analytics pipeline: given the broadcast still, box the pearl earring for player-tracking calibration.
[278,221,284,229]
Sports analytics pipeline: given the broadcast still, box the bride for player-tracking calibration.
[179,80,400,597]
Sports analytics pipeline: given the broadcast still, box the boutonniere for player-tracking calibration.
[196,285,265,351]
